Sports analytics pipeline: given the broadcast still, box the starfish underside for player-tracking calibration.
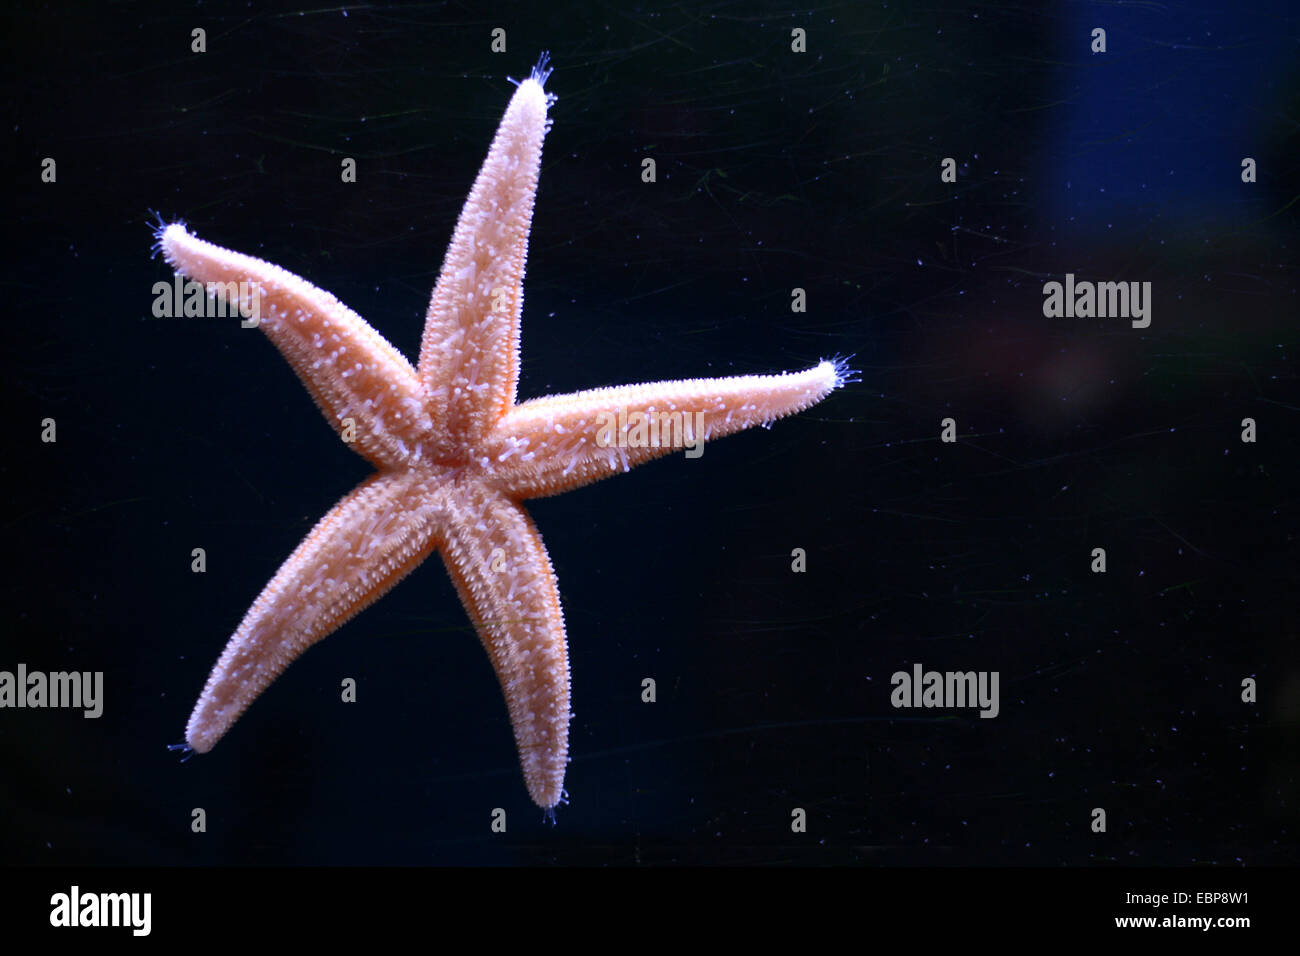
[163,64,846,809]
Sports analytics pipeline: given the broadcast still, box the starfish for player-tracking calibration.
[161,57,848,811]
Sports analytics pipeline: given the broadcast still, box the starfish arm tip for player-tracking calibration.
[513,74,552,117]
[155,221,190,266]
[823,354,861,391]
[511,52,553,94]
[183,718,217,754]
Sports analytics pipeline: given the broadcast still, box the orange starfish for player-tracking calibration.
[162,58,848,810]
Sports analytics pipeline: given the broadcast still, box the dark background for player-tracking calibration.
[1,1,1295,865]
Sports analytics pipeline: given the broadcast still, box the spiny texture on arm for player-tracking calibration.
[159,223,434,469]
[484,359,849,499]
[430,479,570,809]
[418,77,551,457]
[185,471,439,753]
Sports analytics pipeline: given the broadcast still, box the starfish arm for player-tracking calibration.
[431,479,569,809]
[417,74,551,454]
[185,470,439,753]
[482,359,848,498]
[159,223,434,470]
